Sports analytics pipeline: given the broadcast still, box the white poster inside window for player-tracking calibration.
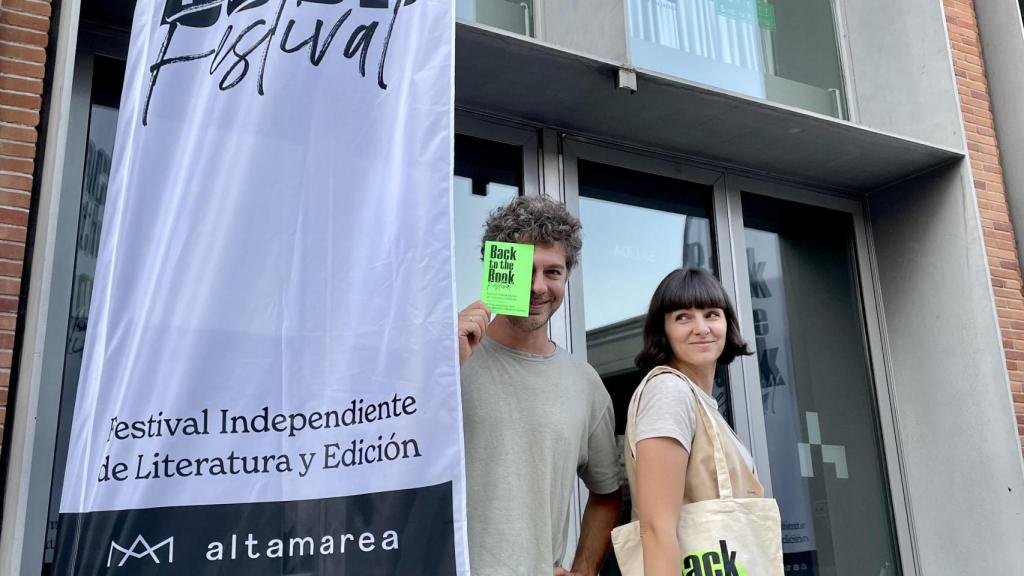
[746,230,818,575]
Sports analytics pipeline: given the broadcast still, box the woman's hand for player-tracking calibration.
[635,436,689,576]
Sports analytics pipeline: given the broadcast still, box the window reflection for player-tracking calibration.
[628,0,848,119]
[578,161,721,428]
[453,135,522,310]
[576,160,726,576]
[456,0,534,36]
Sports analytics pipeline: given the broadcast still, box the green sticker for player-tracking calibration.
[481,241,534,317]
[757,1,776,32]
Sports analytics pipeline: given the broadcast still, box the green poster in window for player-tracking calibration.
[481,241,534,317]
[716,0,757,24]
[757,1,776,32]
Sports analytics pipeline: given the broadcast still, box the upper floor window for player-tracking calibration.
[457,0,534,36]
[628,0,848,119]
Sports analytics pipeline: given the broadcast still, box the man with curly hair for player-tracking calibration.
[458,196,622,576]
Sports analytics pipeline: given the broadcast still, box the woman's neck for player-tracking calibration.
[669,360,716,396]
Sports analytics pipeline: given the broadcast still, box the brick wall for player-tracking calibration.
[0,0,50,454]
[944,0,1024,452]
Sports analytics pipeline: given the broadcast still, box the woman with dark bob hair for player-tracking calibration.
[622,268,763,575]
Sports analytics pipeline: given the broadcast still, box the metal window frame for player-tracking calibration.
[831,0,860,123]
[453,115,596,566]
[452,113,607,565]
[559,136,766,480]
[0,4,91,573]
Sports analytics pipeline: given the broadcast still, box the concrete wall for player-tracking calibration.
[868,161,1024,573]
[539,0,628,62]
[944,0,1024,451]
[841,0,964,149]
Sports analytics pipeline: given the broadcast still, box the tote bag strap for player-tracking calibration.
[627,366,734,500]
[689,377,734,500]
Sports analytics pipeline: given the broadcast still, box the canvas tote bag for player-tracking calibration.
[611,367,784,576]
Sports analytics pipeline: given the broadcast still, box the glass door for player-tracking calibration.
[561,144,913,575]
[562,140,754,575]
[727,177,908,576]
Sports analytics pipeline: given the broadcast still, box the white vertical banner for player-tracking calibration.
[56,0,465,574]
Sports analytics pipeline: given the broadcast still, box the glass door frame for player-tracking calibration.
[455,113,609,565]
[561,136,769,481]
[560,137,919,575]
[453,116,595,565]
[0,22,132,569]
[724,174,918,576]
[7,28,131,573]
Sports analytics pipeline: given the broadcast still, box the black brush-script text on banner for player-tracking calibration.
[144,0,420,126]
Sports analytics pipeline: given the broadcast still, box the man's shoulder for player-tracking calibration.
[552,346,598,375]
[553,348,610,401]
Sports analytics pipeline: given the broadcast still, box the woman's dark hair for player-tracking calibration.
[635,268,753,372]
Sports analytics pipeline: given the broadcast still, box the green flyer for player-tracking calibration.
[481,241,534,316]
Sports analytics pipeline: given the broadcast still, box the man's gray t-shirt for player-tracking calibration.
[461,338,620,575]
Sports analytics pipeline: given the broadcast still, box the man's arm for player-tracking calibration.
[567,488,622,576]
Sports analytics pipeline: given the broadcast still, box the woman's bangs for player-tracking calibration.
[658,270,729,314]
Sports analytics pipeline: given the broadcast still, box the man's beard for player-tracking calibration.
[507,307,553,332]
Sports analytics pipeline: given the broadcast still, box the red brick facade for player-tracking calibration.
[944,0,1024,452]
[0,0,49,452]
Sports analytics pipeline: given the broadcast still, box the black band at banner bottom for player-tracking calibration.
[54,482,457,575]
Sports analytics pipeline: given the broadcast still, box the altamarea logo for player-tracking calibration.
[107,535,175,567]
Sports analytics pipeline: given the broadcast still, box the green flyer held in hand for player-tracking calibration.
[480,241,534,317]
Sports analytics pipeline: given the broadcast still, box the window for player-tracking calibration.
[565,143,910,575]
[456,0,534,36]
[740,192,901,575]
[576,160,725,426]
[453,134,524,309]
[627,0,849,119]
[569,153,734,575]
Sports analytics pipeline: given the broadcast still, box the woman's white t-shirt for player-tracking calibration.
[634,373,755,472]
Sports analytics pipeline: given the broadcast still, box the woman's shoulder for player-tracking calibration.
[643,370,695,395]
[632,370,700,448]
[636,371,698,414]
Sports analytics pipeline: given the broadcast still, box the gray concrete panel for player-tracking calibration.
[841,0,965,149]
[540,0,628,62]
[868,162,1024,573]
[974,1,1024,269]
[456,23,961,192]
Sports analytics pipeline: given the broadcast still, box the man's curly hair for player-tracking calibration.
[482,196,583,271]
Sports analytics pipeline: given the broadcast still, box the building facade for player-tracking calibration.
[1,0,1023,574]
